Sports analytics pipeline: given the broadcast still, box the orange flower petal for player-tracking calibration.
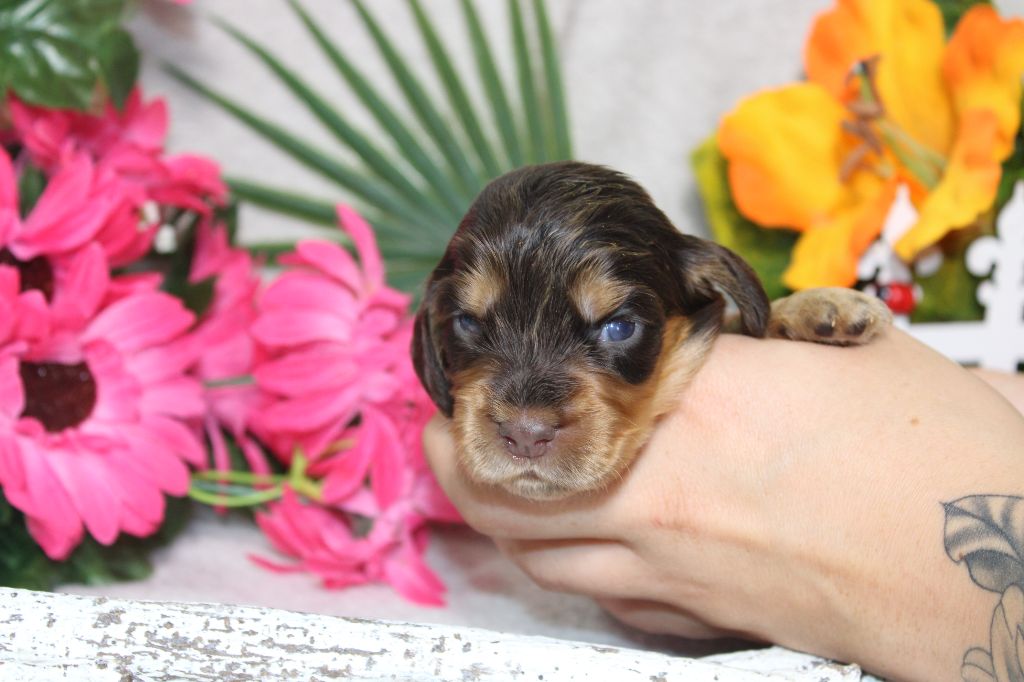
[894,110,1003,260]
[943,5,1024,159]
[784,179,896,290]
[719,83,849,230]
[805,0,955,156]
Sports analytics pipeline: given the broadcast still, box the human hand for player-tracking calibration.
[424,330,1024,680]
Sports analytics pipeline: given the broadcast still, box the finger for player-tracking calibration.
[595,598,735,640]
[494,538,665,602]
[423,414,628,541]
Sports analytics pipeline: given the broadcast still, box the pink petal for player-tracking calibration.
[337,205,383,290]
[0,147,17,211]
[140,414,206,467]
[13,290,50,342]
[13,438,84,560]
[250,309,351,347]
[258,385,361,432]
[366,407,406,510]
[50,243,109,327]
[248,554,305,574]
[141,377,206,418]
[46,450,122,545]
[282,240,361,291]
[260,272,357,313]
[253,344,357,396]
[82,340,140,423]
[0,434,26,491]
[84,292,195,353]
[106,451,167,530]
[320,428,376,505]
[15,154,110,257]
[0,356,25,420]
[382,538,446,607]
[113,425,192,495]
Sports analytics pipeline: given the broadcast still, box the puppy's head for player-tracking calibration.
[413,162,768,500]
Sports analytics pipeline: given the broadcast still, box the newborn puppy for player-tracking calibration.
[413,162,890,501]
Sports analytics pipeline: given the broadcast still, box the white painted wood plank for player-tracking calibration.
[0,588,860,681]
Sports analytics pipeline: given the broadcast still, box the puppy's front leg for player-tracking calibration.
[768,287,892,346]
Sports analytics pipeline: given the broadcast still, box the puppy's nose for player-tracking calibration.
[497,414,558,459]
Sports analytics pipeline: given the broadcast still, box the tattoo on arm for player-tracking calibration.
[943,495,1024,682]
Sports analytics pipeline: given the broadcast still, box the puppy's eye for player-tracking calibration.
[454,313,482,337]
[600,317,637,343]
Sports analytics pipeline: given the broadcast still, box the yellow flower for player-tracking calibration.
[718,0,1024,290]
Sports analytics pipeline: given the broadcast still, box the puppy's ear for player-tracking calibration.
[412,280,454,417]
[677,236,770,338]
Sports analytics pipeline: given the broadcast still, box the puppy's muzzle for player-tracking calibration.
[494,409,559,460]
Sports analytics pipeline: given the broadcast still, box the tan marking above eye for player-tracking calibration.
[569,264,633,323]
[454,260,505,317]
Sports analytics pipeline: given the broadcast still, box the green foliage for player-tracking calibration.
[0,0,138,110]
[932,0,991,35]
[15,160,45,216]
[691,135,797,301]
[0,491,192,590]
[171,0,573,292]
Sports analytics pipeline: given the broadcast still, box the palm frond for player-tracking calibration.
[172,0,573,291]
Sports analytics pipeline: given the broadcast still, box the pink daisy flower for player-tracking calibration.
[0,256,206,560]
[9,90,227,266]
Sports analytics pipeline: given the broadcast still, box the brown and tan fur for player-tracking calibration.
[413,162,891,501]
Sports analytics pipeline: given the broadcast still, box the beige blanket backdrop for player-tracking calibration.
[57,0,1022,657]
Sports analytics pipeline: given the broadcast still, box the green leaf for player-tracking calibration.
[16,160,46,217]
[0,0,129,110]
[407,0,502,179]
[166,64,441,234]
[912,219,987,322]
[532,0,571,160]
[215,17,454,230]
[0,491,59,590]
[932,0,990,35]
[198,0,574,292]
[351,0,482,195]
[995,95,1024,212]
[227,177,338,227]
[287,0,466,219]
[460,0,523,168]
[509,0,544,164]
[0,491,192,590]
[94,26,138,110]
[944,495,1024,594]
[691,134,796,300]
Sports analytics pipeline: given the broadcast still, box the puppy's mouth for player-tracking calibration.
[454,411,612,501]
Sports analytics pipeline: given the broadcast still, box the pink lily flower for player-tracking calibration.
[189,221,271,476]
[253,488,448,606]
[249,206,413,461]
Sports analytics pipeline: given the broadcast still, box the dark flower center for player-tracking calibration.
[0,249,55,301]
[19,361,97,432]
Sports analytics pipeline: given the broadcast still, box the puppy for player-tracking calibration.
[413,162,890,501]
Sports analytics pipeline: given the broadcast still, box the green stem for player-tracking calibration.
[287,451,324,500]
[188,485,284,508]
[193,470,283,485]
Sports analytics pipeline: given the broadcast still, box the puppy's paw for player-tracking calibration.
[768,287,892,346]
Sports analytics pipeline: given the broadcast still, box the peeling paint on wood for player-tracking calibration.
[0,588,861,681]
